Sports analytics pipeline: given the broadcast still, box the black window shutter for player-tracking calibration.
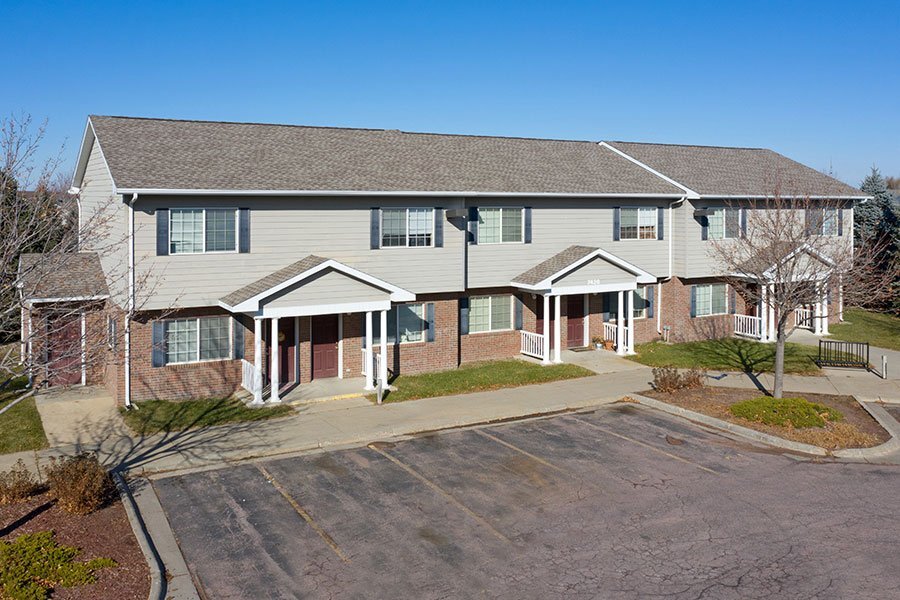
[514,296,524,330]
[690,286,697,318]
[740,208,748,237]
[729,287,737,314]
[647,285,655,318]
[232,316,245,359]
[459,297,470,335]
[657,207,665,240]
[837,208,844,236]
[370,208,381,249]
[426,303,435,342]
[434,208,444,247]
[613,207,621,241]
[700,216,709,241]
[804,208,813,236]
[523,207,532,243]
[151,321,166,367]
[467,207,478,244]
[238,208,250,253]
[156,209,169,256]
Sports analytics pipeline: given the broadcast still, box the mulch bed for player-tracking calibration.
[642,387,891,450]
[0,494,149,599]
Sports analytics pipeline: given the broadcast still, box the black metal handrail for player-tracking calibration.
[816,340,869,369]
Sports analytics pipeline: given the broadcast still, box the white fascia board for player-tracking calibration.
[550,282,638,296]
[259,299,392,319]
[115,187,685,199]
[26,294,109,307]
[71,118,118,195]
[703,194,871,201]
[226,259,414,312]
[599,142,701,199]
[526,248,657,289]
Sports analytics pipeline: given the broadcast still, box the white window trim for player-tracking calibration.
[380,207,436,249]
[164,316,233,365]
[618,206,658,241]
[694,283,729,318]
[169,208,240,255]
[476,207,525,245]
[374,302,428,345]
[707,207,743,240]
[468,294,514,334]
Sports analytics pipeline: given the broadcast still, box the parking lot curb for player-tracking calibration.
[113,472,166,600]
[832,401,900,459]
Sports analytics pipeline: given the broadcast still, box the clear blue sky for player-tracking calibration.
[6,0,899,187]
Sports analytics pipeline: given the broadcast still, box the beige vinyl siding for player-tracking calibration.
[262,268,389,309]
[467,198,670,288]
[133,196,465,310]
[554,256,634,287]
[78,138,127,307]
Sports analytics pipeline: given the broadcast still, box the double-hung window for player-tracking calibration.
[478,208,523,244]
[633,286,649,319]
[165,316,232,364]
[619,207,657,240]
[170,208,237,254]
[707,207,741,240]
[373,303,427,344]
[694,283,728,317]
[381,208,434,247]
[821,207,838,236]
[469,295,512,333]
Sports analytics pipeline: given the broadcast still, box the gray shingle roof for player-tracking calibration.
[88,116,684,195]
[220,255,328,307]
[606,141,864,197]
[18,253,109,300]
[512,245,598,286]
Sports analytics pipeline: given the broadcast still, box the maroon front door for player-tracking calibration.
[566,296,585,348]
[535,301,554,349]
[311,315,339,379]
[47,314,81,386]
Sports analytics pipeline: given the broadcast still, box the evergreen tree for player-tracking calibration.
[857,166,900,312]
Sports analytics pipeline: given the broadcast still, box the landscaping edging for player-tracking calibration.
[630,393,899,459]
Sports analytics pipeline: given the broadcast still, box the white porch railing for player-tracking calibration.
[733,314,762,339]
[603,322,617,348]
[241,359,262,396]
[520,331,545,359]
[360,349,384,383]
[795,307,813,330]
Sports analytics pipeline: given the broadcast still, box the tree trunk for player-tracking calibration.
[773,321,786,399]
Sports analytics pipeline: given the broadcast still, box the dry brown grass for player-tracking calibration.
[0,460,43,504]
[44,454,115,515]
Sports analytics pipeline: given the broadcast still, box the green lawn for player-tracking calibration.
[373,359,595,404]
[119,397,294,435]
[828,308,900,351]
[629,338,821,375]
[0,375,48,454]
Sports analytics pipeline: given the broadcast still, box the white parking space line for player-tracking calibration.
[568,416,720,475]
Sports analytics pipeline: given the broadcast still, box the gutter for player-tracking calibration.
[114,188,686,199]
[125,193,136,408]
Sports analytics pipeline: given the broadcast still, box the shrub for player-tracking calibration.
[43,454,114,515]
[0,460,43,505]
[652,366,706,393]
[0,530,116,599]
[729,397,844,429]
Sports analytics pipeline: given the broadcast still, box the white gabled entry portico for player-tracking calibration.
[512,246,657,361]
[220,255,414,404]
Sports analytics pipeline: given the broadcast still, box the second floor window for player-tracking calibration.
[708,207,742,240]
[382,208,434,247]
[478,208,523,244]
[619,207,657,240]
[170,208,237,254]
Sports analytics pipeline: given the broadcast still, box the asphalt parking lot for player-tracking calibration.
[154,403,900,599]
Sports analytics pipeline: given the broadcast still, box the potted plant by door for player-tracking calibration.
[591,336,604,350]
[602,337,615,351]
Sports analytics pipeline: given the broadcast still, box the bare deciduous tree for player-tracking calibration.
[709,192,897,398]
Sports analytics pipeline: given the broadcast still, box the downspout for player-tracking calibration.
[124,193,136,408]
[660,196,686,334]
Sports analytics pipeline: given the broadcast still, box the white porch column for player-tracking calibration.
[364,311,375,390]
[252,317,264,404]
[820,283,829,335]
[616,290,625,356]
[838,277,844,322]
[542,294,551,364]
[626,288,636,355]
[294,316,300,384]
[583,293,590,348]
[553,294,562,363]
[379,309,388,385]
[813,283,823,335]
[768,284,777,341]
[270,317,280,403]
[759,286,769,343]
